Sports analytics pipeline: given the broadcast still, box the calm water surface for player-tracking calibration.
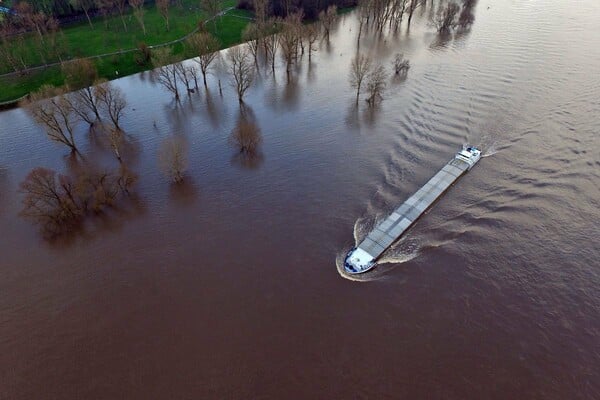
[1,0,599,398]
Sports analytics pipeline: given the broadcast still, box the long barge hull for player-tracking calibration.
[344,146,481,274]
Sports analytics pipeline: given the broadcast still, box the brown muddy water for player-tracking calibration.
[1,0,599,398]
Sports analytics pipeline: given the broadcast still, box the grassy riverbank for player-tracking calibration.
[0,1,251,104]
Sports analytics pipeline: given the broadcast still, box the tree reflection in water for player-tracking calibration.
[229,105,264,170]
[169,178,199,206]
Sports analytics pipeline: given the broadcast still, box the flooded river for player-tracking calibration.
[1,0,599,398]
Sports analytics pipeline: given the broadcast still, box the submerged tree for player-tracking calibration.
[61,58,103,125]
[24,85,80,155]
[187,32,220,88]
[319,5,337,39]
[305,24,319,61]
[366,64,388,106]
[407,0,421,25]
[262,18,281,73]
[19,166,136,237]
[431,1,460,34]
[152,47,181,100]
[19,168,82,235]
[243,23,261,66]
[229,116,262,155]
[458,0,477,29]
[158,136,189,183]
[175,63,199,93]
[392,53,410,75]
[228,47,255,103]
[96,81,127,131]
[349,54,373,103]
[280,22,299,79]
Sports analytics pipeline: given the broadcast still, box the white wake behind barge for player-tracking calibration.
[344,146,481,274]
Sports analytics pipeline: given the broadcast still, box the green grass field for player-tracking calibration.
[0,0,252,104]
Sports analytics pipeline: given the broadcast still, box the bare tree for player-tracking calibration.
[228,47,255,103]
[366,64,388,105]
[280,22,299,79]
[392,53,410,75]
[187,32,220,88]
[458,0,477,29]
[158,136,189,183]
[253,0,268,26]
[175,63,199,94]
[431,1,460,33]
[61,59,103,125]
[96,0,115,29]
[0,24,27,72]
[129,0,146,35]
[305,24,319,61]
[96,81,127,130]
[288,11,304,55]
[116,165,138,195]
[319,5,337,39]
[152,47,181,100]
[70,0,95,28]
[156,0,170,31]
[115,0,129,31]
[200,0,221,29]
[349,54,373,103]
[407,0,421,25]
[19,166,137,237]
[243,23,261,66]
[262,18,281,73]
[14,2,46,42]
[44,17,69,63]
[19,168,81,235]
[24,86,80,154]
[391,0,409,29]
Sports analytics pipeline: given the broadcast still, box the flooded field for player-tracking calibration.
[1,0,599,398]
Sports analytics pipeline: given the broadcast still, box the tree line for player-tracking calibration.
[0,0,208,74]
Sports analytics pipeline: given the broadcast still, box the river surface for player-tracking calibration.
[1,0,599,398]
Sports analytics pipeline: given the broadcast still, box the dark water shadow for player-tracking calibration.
[345,99,361,130]
[202,88,226,128]
[322,36,333,55]
[430,32,453,50]
[454,26,474,44]
[169,177,199,207]
[362,101,383,127]
[87,123,142,167]
[264,73,281,112]
[307,60,316,84]
[282,74,301,111]
[164,99,194,134]
[391,72,409,86]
